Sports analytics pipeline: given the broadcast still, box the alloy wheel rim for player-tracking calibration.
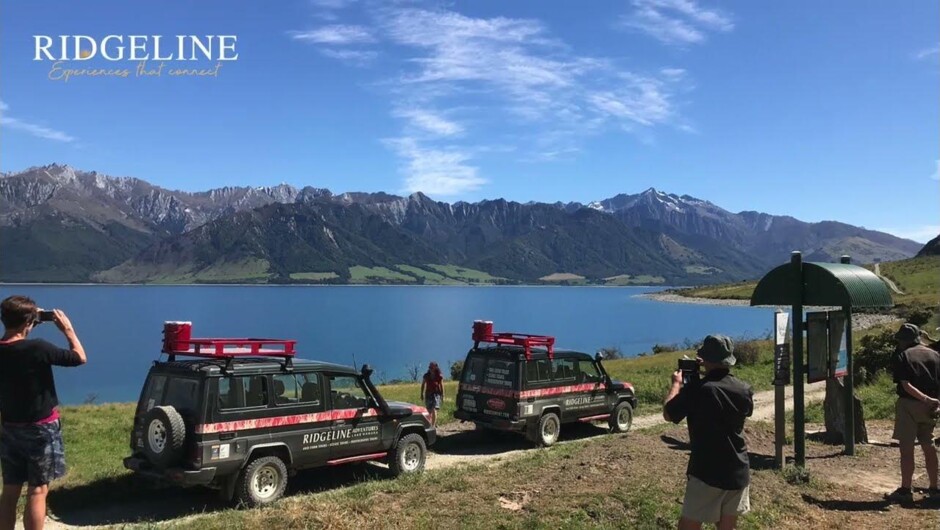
[542,417,558,442]
[253,465,280,499]
[148,420,167,453]
[618,408,631,429]
[402,443,421,471]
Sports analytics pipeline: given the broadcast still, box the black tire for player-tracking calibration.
[388,433,427,476]
[234,456,289,508]
[609,401,634,433]
[527,412,561,447]
[142,406,186,468]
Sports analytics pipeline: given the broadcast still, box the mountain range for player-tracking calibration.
[0,164,925,285]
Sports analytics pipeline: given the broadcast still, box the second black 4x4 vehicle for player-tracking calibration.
[455,321,638,446]
[124,322,435,507]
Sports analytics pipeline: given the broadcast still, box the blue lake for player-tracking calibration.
[3,285,776,404]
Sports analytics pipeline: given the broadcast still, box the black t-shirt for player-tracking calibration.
[664,369,754,490]
[0,338,82,424]
[892,344,940,400]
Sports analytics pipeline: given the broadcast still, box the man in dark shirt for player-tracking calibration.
[886,323,939,502]
[663,335,754,530]
[0,295,87,530]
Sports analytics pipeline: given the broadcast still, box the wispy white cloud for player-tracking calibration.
[621,0,733,46]
[878,225,940,244]
[915,45,939,60]
[394,109,463,137]
[319,48,377,65]
[385,137,486,195]
[292,5,700,195]
[931,159,939,180]
[290,25,375,44]
[0,100,75,142]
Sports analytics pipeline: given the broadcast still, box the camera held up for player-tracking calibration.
[677,356,700,385]
[36,309,56,323]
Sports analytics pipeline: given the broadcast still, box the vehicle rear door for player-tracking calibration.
[325,373,385,460]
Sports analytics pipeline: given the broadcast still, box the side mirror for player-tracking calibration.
[595,351,605,362]
[361,364,374,378]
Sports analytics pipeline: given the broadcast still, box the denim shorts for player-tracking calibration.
[425,393,442,410]
[0,420,66,487]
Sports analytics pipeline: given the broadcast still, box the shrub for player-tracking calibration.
[898,306,933,327]
[651,343,679,355]
[449,360,464,381]
[855,328,896,383]
[733,339,766,366]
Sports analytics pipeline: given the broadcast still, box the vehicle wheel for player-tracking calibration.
[609,401,634,433]
[142,406,186,468]
[235,456,288,508]
[388,433,427,476]
[528,412,560,447]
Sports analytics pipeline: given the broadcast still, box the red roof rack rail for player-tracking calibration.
[471,320,555,359]
[161,322,297,370]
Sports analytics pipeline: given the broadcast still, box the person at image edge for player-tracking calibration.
[663,335,754,530]
[885,322,940,502]
[0,296,87,530]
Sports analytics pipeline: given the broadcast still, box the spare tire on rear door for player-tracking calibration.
[142,405,186,468]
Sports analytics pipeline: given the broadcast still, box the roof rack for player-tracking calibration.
[471,320,555,359]
[161,322,297,371]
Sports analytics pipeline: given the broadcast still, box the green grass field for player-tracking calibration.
[879,255,940,307]
[348,266,416,283]
[425,264,504,283]
[288,271,339,281]
[394,265,465,285]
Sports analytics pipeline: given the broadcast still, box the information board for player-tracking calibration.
[806,312,829,383]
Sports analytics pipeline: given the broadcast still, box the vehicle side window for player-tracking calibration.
[273,373,324,411]
[165,378,200,415]
[552,359,578,383]
[524,359,553,387]
[580,361,602,383]
[218,375,269,410]
[462,355,486,384]
[483,359,516,389]
[328,375,370,410]
[139,374,167,413]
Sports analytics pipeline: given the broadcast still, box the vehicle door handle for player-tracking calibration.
[334,420,346,425]
[220,432,235,440]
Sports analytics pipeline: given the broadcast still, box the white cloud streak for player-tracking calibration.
[290,25,375,44]
[394,109,463,137]
[0,100,75,142]
[319,48,377,65]
[915,46,939,60]
[386,137,486,195]
[622,0,733,46]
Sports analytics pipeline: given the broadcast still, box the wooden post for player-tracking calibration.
[840,255,855,455]
[791,251,806,468]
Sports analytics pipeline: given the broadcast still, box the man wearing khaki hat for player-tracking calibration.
[663,335,754,530]
[886,323,940,502]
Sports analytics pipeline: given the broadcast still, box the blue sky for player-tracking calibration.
[1,1,937,242]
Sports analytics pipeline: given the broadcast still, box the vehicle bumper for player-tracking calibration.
[123,456,217,487]
[426,427,437,446]
[454,410,527,431]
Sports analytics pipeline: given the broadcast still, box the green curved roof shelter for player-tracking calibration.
[750,262,893,308]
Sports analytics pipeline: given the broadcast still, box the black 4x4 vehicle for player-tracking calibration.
[124,322,435,507]
[454,321,637,446]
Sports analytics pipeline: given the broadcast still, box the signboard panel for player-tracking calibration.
[828,312,847,378]
[773,312,790,386]
[806,312,829,383]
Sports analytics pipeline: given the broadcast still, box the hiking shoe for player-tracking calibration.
[885,487,913,503]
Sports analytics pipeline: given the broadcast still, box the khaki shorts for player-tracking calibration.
[893,398,938,445]
[681,475,750,524]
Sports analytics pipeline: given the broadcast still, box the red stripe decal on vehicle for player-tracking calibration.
[459,382,607,399]
[195,408,380,434]
[327,452,388,466]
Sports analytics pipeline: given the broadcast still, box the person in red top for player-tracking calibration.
[0,296,87,530]
[420,362,445,427]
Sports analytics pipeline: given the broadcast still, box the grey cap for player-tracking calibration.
[894,323,921,344]
[697,335,736,366]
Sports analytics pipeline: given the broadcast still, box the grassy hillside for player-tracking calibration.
[674,255,938,308]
